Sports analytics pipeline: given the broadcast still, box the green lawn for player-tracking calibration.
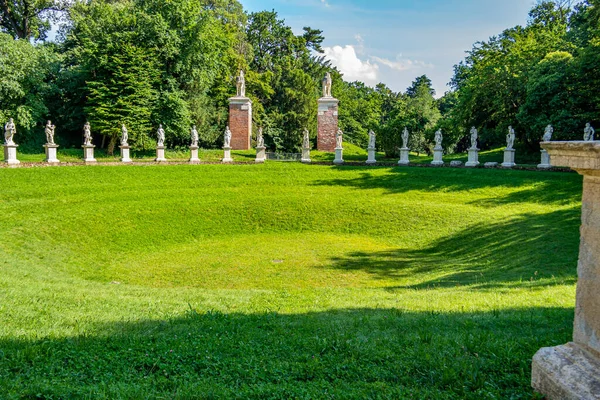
[0,162,582,398]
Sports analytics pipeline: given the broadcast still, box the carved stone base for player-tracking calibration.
[4,144,20,165]
[155,146,166,162]
[502,149,516,168]
[398,148,410,166]
[366,148,376,164]
[431,147,444,166]
[189,146,200,164]
[222,146,233,163]
[44,144,59,164]
[255,146,266,163]
[333,147,344,165]
[465,148,480,167]
[532,343,600,400]
[301,148,311,163]
[120,146,132,163]
[538,149,552,169]
[82,145,96,163]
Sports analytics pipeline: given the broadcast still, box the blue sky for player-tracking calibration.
[239,0,536,96]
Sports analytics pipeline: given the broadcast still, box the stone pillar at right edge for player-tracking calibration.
[532,141,600,400]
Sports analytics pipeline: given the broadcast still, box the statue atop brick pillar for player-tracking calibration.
[317,72,339,152]
[532,141,600,399]
[228,70,252,150]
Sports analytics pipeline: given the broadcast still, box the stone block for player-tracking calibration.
[255,146,266,163]
[538,149,552,169]
[120,145,132,163]
[465,148,480,167]
[398,148,410,166]
[333,147,344,164]
[189,146,200,164]
[82,145,96,163]
[366,148,376,164]
[317,97,339,152]
[44,144,59,164]
[155,146,166,162]
[222,147,233,163]
[3,144,20,165]
[228,97,252,150]
[301,148,311,163]
[450,161,463,167]
[431,148,444,166]
[502,149,516,168]
[484,162,498,168]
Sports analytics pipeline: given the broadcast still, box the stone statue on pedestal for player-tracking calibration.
[191,126,199,147]
[121,125,129,146]
[584,123,595,141]
[157,124,165,146]
[434,130,443,148]
[257,127,264,148]
[506,126,515,150]
[335,129,343,148]
[4,118,16,145]
[303,128,310,149]
[470,127,478,149]
[402,128,409,149]
[322,72,332,98]
[543,125,554,142]
[368,130,376,149]
[83,122,92,146]
[236,70,246,97]
[224,126,232,148]
[45,121,55,145]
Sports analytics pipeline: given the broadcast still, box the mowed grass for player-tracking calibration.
[0,162,582,398]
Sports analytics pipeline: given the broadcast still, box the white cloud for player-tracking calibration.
[323,45,379,85]
[370,56,434,72]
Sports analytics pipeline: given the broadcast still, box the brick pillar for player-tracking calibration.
[532,141,600,399]
[317,97,339,152]
[228,97,252,150]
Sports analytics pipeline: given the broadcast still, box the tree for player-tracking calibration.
[0,0,68,40]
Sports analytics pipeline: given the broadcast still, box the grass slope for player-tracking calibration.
[0,162,582,398]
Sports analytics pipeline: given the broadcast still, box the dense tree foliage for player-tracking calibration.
[1,0,598,154]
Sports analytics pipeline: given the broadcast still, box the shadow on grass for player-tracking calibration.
[313,167,582,206]
[0,307,572,399]
[327,209,580,289]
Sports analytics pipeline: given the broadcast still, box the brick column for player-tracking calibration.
[317,97,339,152]
[228,97,252,150]
[532,141,600,399]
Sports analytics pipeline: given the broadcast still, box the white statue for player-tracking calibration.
[45,120,55,145]
[121,124,128,146]
[322,72,332,98]
[543,125,554,142]
[224,126,232,148]
[257,127,264,148]
[368,130,376,149]
[303,128,310,149]
[584,123,595,141]
[335,129,343,148]
[434,130,443,148]
[4,118,16,145]
[506,126,516,150]
[157,124,165,146]
[401,128,409,149]
[470,127,478,149]
[236,70,246,97]
[191,126,199,147]
[83,122,92,146]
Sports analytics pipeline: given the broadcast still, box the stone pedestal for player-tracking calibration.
[366,148,376,164]
[301,148,311,164]
[532,141,600,400]
[82,145,96,163]
[431,146,444,166]
[333,147,344,165]
[228,97,252,150]
[222,146,233,163]
[502,149,516,168]
[3,144,20,165]
[189,146,200,164]
[155,146,166,162]
[120,145,132,163]
[255,146,266,163]
[465,148,480,167]
[44,144,59,164]
[538,149,552,169]
[317,97,339,152]
[398,148,410,166]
